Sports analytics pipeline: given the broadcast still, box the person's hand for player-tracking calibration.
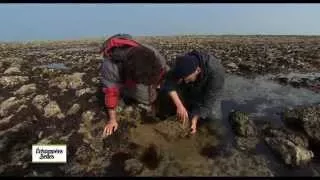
[190,116,199,134]
[176,105,189,126]
[102,120,118,137]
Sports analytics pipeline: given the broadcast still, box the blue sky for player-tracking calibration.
[0,4,320,41]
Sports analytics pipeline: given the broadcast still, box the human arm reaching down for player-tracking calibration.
[100,58,122,137]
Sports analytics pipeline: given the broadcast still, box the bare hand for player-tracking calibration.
[102,120,118,137]
[176,105,189,126]
[190,123,197,134]
[190,116,199,134]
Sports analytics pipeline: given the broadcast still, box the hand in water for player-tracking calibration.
[102,120,118,137]
[177,105,189,126]
[190,117,198,134]
[190,123,197,134]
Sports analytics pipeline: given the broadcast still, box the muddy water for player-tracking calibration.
[102,74,320,176]
[219,74,320,176]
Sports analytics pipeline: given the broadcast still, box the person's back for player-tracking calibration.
[100,34,169,137]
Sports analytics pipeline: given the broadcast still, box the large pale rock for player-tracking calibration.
[0,76,29,88]
[49,72,85,90]
[0,97,24,117]
[78,111,96,144]
[44,101,65,119]
[264,127,313,167]
[32,94,50,112]
[67,104,81,116]
[14,84,37,95]
[4,66,21,75]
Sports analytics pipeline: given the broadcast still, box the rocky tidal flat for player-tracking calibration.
[0,35,320,176]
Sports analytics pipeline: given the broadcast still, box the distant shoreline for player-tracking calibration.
[1,34,320,44]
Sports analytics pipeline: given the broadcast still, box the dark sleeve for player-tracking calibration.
[190,61,225,120]
[161,70,179,93]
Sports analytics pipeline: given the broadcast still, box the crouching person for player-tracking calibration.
[158,50,225,134]
[100,34,168,137]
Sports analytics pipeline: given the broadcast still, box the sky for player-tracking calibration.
[0,4,320,42]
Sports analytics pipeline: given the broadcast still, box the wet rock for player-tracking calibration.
[36,133,62,144]
[78,111,96,144]
[4,66,21,75]
[49,72,85,90]
[0,115,14,130]
[283,104,320,145]
[0,97,24,117]
[88,96,98,103]
[226,62,239,71]
[38,131,44,139]
[0,121,31,142]
[75,88,96,97]
[239,61,256,72]
[263,126,309,148]
[0,136,10,153]
[44,101,65,119]
[235,137,259,151]
[152,119,190,141]
[91,77,99,84]
[59,130,76,143]
[17,104,28,114]
[229,111,258,137]
[32,94,50,112]
[210,148,273,176]
[124,158,144,175]
[0,76,29,88]
[271,73,320,92]
[139,143,162,170]
[66,104,81,116]
[264,127,313,167]
[14,83,37,95]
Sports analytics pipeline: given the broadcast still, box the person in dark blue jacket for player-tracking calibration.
[158,50,225,134]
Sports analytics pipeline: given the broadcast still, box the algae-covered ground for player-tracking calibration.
[0,35,320,176]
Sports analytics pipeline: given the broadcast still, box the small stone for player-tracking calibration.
[81,111,95,123]
[91,77,99,84]
[38,131,44,139]
[67,104,81,116]
[44,101,65,119]
[88,96,98,103]
[68,72,86,89]
[23,163,29,169]
[4,66,21,75]
[14,83,37,95]
[75,88,96,97]
[226,62,238,70]
[32,94,50,112]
